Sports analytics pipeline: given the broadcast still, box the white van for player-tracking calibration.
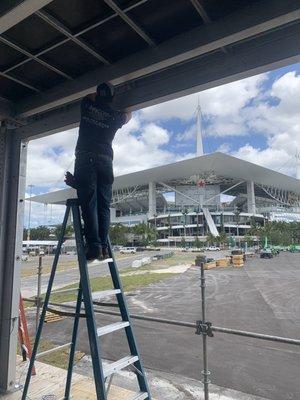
[120,247,137,254]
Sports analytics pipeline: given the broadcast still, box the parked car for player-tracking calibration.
[260,248,273,259]
[206,246,221,251]
[21,254,28,261]
[120,247,137,254]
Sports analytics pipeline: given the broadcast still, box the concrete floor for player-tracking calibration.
[28,253,300,400]
[1,357,149,400]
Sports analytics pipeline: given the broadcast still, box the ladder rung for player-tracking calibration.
[103,355,139,378]
[88,258,113,264]
[91,289,121,300]
[130,392,149,400]
[36,342,72,359]
[97,321,129,336]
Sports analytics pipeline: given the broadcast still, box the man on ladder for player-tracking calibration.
[23,83,150,400]
[66,82,131,261]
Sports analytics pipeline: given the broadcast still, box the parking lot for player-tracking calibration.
[28,251,300,399]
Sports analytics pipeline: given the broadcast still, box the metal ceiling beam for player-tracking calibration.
[78,0,149,35]
[15,21,300,141]
[112,25,300,112]
[0,71,40,92]
[15,0,300,118]
[190,0,228,54]
[190,0,211,24]
[16,103,81,139]
[35,9,110,65]
[1,0,149,77]
[0,36,72,80]
[0,0,54,34]
[103,0,156,46]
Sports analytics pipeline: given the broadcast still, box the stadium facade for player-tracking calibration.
[30,152,300,246]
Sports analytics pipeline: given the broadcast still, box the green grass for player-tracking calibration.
[151,252,197,267]
[21,253,137,278]
[25,251,194,305]
[21,262,76,278]
[18,339,84,370]
[46,271,176,304]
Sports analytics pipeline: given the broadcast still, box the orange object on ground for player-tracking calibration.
[18,295,36,375]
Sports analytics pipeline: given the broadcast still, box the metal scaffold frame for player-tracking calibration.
[0,126,27,392]
[24,261,300,400]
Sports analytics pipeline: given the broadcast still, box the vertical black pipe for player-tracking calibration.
[35,255,43,333]
[200,263,210,400]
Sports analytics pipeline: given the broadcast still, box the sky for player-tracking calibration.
[25,62,300,227]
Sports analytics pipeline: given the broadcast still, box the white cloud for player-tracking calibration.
[113,115,182,175]
[26,115,192,193]
[177,125,196,142]
[217,143,231,153]
[233,70,300,176]
[141,73,267,137]
[233,145,293,175]
[27,128,78,187]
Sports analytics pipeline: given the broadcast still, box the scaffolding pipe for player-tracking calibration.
[200,263,210,400]
[35,255,43,333]
[24,298,300,346]
[36,342,72,359]
[211,326,300,345]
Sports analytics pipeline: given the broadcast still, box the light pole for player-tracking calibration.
[27,184,34,241]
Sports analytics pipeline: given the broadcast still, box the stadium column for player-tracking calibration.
[148,182,157,218]
[0,125,27,392]
[247,181,256,214]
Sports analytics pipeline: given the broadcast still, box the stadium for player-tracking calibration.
[30,151,300,246]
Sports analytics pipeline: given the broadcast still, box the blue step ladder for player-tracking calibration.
[21,199,151,400]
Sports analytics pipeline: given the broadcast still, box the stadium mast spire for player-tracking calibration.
[196,97,204,156]
[296,149,300,180]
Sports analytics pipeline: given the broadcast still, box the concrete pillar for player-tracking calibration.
[0,127,27,392]
[247,181,256,214]
[148,182,156,218]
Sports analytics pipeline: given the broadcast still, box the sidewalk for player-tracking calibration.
[74,355,271,400]
[2,358,151,400]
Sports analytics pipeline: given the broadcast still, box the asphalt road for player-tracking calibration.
[39,252,300,400]
[21,251,166,297]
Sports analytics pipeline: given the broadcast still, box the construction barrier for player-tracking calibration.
[204,261,217,270]
[132,256,152,268]
[232,254,244,267]
[216,259,230,267]
[132,259,143,268]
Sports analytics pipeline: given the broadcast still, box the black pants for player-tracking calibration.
[74,151,113,251]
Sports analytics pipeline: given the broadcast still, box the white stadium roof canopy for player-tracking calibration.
[29,152,300,205]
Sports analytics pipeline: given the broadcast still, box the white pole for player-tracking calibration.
[196,98,204,156]
[27,184,34,241]
[296,150,300,180]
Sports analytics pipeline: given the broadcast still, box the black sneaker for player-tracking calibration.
[86,246,100,261]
